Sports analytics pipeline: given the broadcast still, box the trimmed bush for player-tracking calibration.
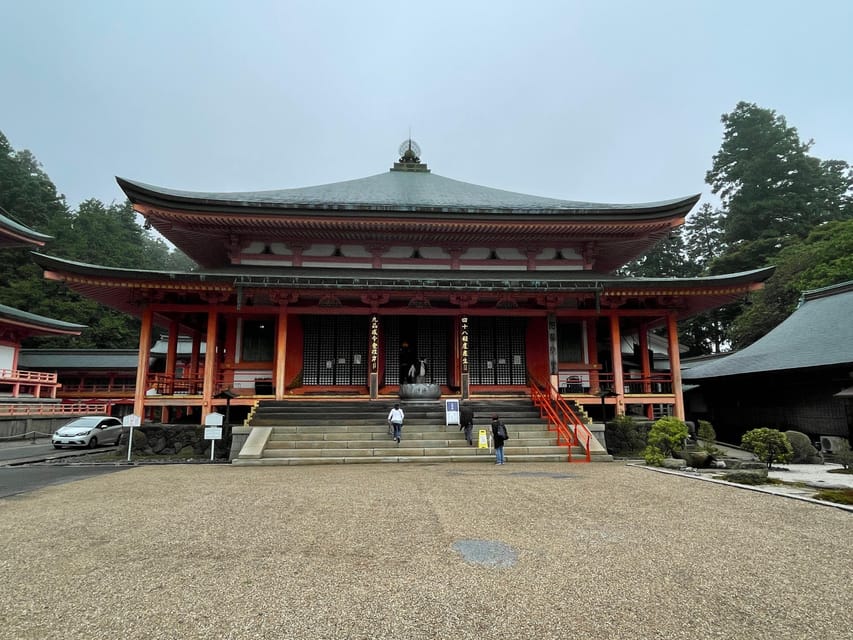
[784,430,823,464]
[697,420,722,454]
[720,468,768,485]
[833,440,853,471]
[643,445,665,466]
[641,417,688,466]
[605,414,647,455]
[741,428,793,469]
[647,417,689,457]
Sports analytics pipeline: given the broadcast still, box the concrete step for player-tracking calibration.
[265,437,562,449]
[265,426,559,437]
[234,453,579,466]
[234,396,598,466]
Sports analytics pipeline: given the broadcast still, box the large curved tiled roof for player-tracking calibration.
[118,171,699,216]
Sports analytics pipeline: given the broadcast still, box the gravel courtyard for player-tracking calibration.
[1,462,850,640]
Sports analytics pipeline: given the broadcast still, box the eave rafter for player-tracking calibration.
[140,205,676,242]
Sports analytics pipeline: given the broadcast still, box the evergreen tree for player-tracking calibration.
[683,203,726,271]
[700,103,852,348]
[706,102,852,271]
[620,228,688,277]
[730,219,853,347]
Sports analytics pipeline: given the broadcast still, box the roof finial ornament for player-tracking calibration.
[391,137,430,173]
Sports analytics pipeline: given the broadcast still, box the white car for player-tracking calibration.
[52,416,123,449]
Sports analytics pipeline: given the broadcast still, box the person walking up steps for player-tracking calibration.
[491,414,509,464]
[460,402,475,446]
[388,403,405,444]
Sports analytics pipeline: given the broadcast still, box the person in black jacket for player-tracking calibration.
[460,402,475,446]
[491,414,509,464]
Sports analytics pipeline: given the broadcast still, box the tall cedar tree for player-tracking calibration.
[706,102,852,271]
[703,103,852,347]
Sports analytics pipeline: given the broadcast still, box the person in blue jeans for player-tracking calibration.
[491,414,509,464]
[387,403,405,444]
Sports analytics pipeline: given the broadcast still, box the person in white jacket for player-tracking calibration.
[387,403,405,444]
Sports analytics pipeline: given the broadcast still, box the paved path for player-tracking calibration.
[0,462,850,639]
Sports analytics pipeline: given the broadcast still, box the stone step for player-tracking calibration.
[265,437,561,448]
[234,396,599,466]
[259,422,554,433]
[261,444,578,457]
[234,453,579,466]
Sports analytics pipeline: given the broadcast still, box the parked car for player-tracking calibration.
[52,416,123,449]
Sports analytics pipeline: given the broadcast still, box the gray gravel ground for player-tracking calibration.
[1,462,850,639]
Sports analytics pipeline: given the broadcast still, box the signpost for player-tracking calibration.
[203,412,224,462]
[445,399,460,427]
[123,414,141,462]
[478,429,490,449]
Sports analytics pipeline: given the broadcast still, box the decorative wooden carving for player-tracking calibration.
[199,290,231,304]
[269,291,299,307]
[535,294,565,310]
[449,293,479,307]
[361,293,390,310]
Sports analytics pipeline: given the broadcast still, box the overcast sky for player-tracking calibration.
[1,0,851,212]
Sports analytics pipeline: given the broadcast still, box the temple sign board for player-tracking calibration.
[445,399,460,426]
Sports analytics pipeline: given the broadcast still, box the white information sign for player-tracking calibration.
[445,399,460,426]
[204,424,223,462]
[204,412,224,426]
[123,414,141,462]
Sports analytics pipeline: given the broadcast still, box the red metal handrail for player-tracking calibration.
[529,375,592,462]
[591,373,673,395]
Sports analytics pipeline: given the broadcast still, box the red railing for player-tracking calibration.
[146,373,231,396]
[576,373,673,395]
[0,403,109,417]
[529,376,592,462]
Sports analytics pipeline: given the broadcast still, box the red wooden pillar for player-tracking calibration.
[133,306,153,419]
[586,319,599,392]
[609,314,625,416]
[162,320,179,423]
[275,307,288,399]
[638,323,653,419]
[202,307,218,416]
[166,321,178,379]
[667,312,685,420]
[190,331,201,392]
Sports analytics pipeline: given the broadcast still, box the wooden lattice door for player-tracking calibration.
[383,317,449,385]
[302,316,368,386]
[469,317,527,385]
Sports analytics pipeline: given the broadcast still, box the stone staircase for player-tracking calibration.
[232,398,601,466]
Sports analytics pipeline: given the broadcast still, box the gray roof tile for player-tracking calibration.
[118,172,698,214]
[682,281,853,379]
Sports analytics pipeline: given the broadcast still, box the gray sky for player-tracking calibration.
[1,0,851,212]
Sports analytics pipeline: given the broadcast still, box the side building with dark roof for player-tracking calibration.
[0,207,86,415]
[682,281,853,445]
